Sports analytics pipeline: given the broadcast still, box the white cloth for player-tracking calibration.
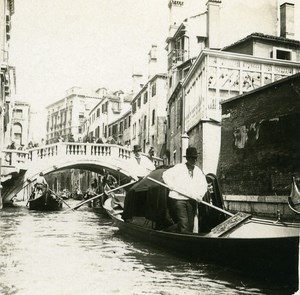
[36,175,47,186]
[129,154,155,177]
[162,163,207,202]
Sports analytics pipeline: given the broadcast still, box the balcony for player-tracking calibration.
[168,49,189,70]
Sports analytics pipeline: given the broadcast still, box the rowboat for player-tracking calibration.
[103,169,300,285]
[28,190,63,211]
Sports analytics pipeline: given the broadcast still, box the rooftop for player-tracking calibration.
[222,33,300,51]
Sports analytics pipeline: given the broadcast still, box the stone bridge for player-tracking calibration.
[1,142,163,203]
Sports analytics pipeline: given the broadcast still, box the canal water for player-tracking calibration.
[0,200,297,295]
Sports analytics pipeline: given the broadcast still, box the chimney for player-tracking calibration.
[206,0,221,49]
[148,44,158,80]
[131,73,143,95]
[280,3,294,39]
[168,0,185,36]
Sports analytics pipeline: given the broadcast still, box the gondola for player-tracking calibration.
[87,184,125,215]
[28,189,63,211]
[103,169,300,284]
[288,176,300,215]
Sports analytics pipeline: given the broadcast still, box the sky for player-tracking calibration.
[8,0,299,141]
[9,0,171,112]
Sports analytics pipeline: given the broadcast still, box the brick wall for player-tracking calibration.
[219,74,300,196]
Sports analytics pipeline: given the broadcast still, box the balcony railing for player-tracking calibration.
[183,49,300,131]
[168,49,189,70]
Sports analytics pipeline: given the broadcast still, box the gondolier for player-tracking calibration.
[35,172,48,195]
[162,147,208,233]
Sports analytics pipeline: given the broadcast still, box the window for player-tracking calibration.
[152,109,155,125]
[96,108,100,117]
[102,102,108,113]
[13,123,22,145]
[112,101,120,112]
[78,126,82,134]
[137,97,141,108]
[144,115,147,130]
[143,92,148,104]
[138,119,141,134]
[128,115,131,127]
[151,82,156,97]
[176,97,182,127]
[95,126,100,138]
[112,124,118,136]
[119,122,123,134]
[14,109,23,119]
[133,123,136,138]
[271,47,292,60]
[132,102,136,114]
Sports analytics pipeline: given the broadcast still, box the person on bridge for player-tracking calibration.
[96,137,103,144]
[132,145,155,176]
[34,172,48,196]
[133,145,142,164]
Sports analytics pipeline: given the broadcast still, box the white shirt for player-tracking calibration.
[128,153,155,178]
[162,163,207,201]
[36,175,47,186]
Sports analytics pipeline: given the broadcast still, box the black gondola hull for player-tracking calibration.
[108,210,299,285]
[28,193,63,211]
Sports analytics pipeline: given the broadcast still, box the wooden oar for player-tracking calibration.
[63,180,136,213]
[48,188,74,211]
[147,176,234,217]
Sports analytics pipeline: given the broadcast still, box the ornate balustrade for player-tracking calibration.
[1,143,163,172]
[184,49,300,131]
[2,149,29,170]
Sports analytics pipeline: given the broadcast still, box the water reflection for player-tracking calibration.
[0,201,297,295]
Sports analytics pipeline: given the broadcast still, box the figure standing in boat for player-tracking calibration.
[162,147,208,233]
[34,172,48,198]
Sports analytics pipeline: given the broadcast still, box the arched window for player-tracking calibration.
[12,123,22,145]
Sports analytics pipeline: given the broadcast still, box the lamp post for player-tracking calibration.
[181,131,189,163]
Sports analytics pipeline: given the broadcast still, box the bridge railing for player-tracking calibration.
[27,143,133,161]
[1,149,29,170]
[2,142,164,171]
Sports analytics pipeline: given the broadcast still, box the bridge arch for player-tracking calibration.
[2,143,163,202]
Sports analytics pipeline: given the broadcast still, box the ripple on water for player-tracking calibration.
[0,204,297,295]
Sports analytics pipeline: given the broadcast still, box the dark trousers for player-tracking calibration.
[170,199,196,233]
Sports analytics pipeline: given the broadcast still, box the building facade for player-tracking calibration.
[108,110,131,146]
[0,0,15,206]
[46,87,103,144]
[166,0,300,173]
[219,73,300,219]
[82,89,132,143]
[9,100,30,147]
[0,0,15,149]
[130,74,167,157]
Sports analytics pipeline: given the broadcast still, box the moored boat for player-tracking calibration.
[103,169,300,285]
[28,190,63,211]
[288,177,300,215]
